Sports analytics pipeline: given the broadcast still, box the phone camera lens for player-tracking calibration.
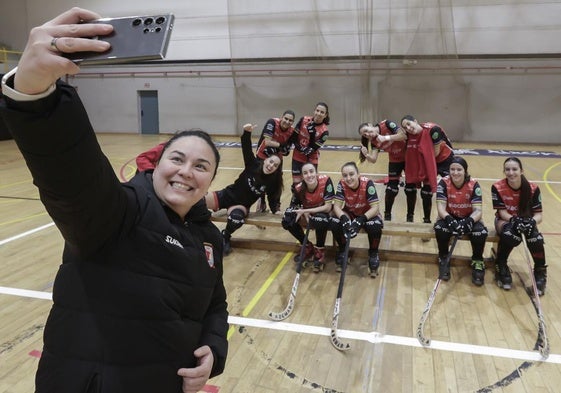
[155,27,162,33]
[143,28,150,34]
[132,18,142,27]
[144,18,154,26]
[155,17,166,25]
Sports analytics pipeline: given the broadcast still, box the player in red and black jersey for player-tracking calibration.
[491,157,547,295]
[358,120,407,221]
[288,102,330,188]
[281,163,335,272]
[331,162,384,277]
[401,115,454,223]
[434,157,488,285]
[254,110,296,212]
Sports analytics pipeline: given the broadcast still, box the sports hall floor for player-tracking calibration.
[1,134,561,392]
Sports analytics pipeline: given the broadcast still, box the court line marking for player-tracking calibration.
[543,161,561,204]
[227,251,294,340]
[2,284,558,364]
[0,222,54,246]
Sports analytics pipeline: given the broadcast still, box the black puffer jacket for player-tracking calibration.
[1,80,228,393]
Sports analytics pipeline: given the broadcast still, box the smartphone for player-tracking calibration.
[65,14,174,65]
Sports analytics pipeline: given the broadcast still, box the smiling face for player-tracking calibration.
[279,113,295,131]
[504,159,523,188]
[341,164,360,189]
[301,163,318,189]
[263,154,281,175]
[401,118,422,134]
[152,136,217,217]
[449,163,465,187]
[358,123,378,140]
[312,104,328,124]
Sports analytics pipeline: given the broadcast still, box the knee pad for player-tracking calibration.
[281,210,298,230]
[420,185,433,200]
[526,230,544,248]
[310,212,330,231]
[434,219,452,234]
[364,216,383,236]
[404,184,417,196]
[385,180,399,197]
[500,223,522,248]
[470,222,488,241]
[226,208,246,233]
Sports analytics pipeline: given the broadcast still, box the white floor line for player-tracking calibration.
[0,222,55,246]
[1,286,557,364]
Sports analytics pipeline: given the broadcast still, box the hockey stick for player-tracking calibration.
[521,233,550,359]
[330,237,352,351]
[268,219,312,321]
[416,235,459,346]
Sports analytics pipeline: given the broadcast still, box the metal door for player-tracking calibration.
[139,90,159,134]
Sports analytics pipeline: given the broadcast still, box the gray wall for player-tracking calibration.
[1,1,560,143]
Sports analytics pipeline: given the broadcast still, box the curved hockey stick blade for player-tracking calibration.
[330,298,351,351]
[416,279,441,346]
[268,274,299,321]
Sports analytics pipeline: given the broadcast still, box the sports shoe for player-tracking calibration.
[423,217,431,224]
[312,247,325,273]
[222,230,232,256]
[471,260,485,286]
[495,262,512,290]
[406,214,414,223]
[438,257,450,281]
[294,242,314,264]
[368,250,380,278]
[384,211,391,221]
[534,265,547,296]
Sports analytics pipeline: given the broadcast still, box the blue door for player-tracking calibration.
[139,90,159,134]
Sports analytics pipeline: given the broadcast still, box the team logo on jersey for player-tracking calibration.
[204,243,215,268]
[475,187,482,196]
[432,131,438,140]
[327,183,333,193]
[389,121,397,129]
[368,185,376,195]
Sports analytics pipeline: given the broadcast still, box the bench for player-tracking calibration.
[211,211,499,265]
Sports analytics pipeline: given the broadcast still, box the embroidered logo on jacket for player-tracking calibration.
[165,235,184,249]
[204,243,215,268]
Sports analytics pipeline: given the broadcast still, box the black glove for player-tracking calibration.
[306,122,316,134]
[459,216,474,234]
[445,215,461,235]
[350,215,367,236]
[263,147,278,157]
[509,216,525,235]
[521,217,537,235]
[341,215,357,239]
[281,207,297,229]
[279,144,290,156]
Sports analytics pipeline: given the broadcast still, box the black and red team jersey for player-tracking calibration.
[292,174,335,208]
[334,176,379,218]
[292,115,329,165]
[423,122,453,164]
[256,118,294,160]
[372,119,406,163]
[491,178,542,218]
[436,176,483,218]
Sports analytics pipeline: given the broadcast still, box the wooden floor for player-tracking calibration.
[1,134,561,393]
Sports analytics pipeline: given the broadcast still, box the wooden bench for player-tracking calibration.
[211,211,498,265]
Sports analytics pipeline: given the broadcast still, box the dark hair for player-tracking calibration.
[341,161,359,173]
[450,156,470,183]
[255,155,284,200]
[400,114,416,126]
[357,122,371,163]
[160,129,221,179]
[315,102,330,125]
[282,109,295,119]
[504,157,532,217]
